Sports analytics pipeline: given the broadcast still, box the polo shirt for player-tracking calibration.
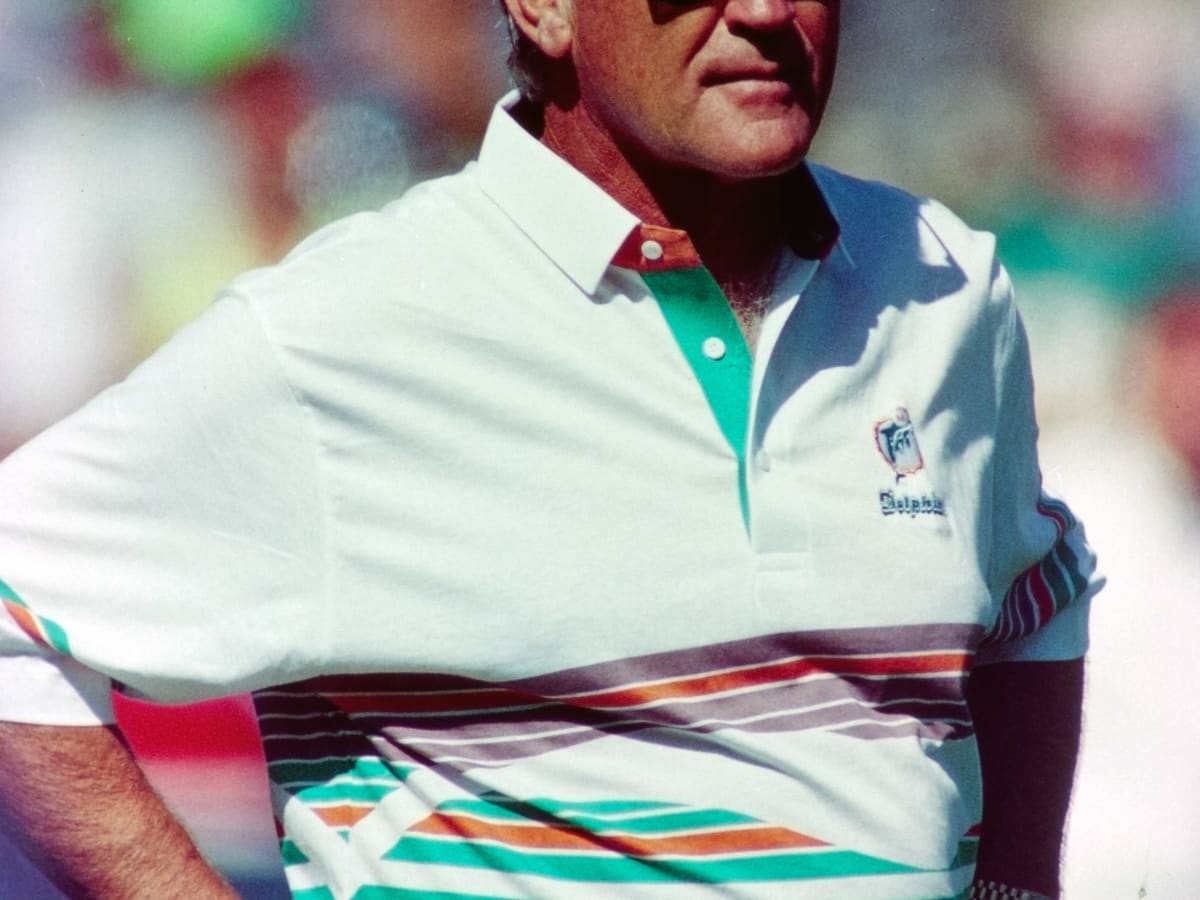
[0,94,1101,900]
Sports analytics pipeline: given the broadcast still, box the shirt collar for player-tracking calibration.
[474,91,851,292]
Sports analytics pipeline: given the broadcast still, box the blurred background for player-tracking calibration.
[0,1,1196,897]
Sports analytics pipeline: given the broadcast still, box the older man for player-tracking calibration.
[0,2,1099,899]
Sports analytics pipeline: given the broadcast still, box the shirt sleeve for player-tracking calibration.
[0,293,328,724]
[976,270,1104,666]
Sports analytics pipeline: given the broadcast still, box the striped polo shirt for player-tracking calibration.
[0,93,1101,899]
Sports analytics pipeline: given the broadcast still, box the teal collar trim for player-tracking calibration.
[641,268,753,530]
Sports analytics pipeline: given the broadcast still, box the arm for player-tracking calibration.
[966,658,1084,899]
[0,722,236,900]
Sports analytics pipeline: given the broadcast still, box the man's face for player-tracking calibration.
[567,0,839,180]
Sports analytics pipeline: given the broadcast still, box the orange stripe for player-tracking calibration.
[2,600,49,648]
[555,653,970,709]
[408,813,828,856]
[312,804,375,828]
[320,653,968,717]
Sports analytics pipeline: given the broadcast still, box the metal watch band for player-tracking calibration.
[968,879,1055,900]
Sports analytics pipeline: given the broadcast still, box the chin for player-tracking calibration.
[703,141,811,181]
[695,118,815,180]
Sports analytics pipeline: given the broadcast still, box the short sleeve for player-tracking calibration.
[0,293,328,723]
[977,273,1104,665]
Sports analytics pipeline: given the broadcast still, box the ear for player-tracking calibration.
[503,0,574,59]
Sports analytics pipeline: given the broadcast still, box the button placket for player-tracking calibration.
[641,265,753,532]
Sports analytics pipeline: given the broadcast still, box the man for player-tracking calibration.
[0,2,1100,898]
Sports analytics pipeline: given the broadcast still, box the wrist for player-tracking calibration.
[968,879,1055,900]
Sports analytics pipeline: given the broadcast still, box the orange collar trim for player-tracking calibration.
[612,224,703,272]
[610,168,840,274]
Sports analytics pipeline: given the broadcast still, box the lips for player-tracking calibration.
[701,65,798,87]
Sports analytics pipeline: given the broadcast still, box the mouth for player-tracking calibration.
[700,65,807,108]
[700,65,799,88]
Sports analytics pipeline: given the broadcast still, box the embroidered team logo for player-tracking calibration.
[874,407,924,480]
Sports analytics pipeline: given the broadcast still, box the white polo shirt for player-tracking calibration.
[0,95,1100,900]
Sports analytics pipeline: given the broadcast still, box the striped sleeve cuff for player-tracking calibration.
[983,495,1103,660]
[974,596,1092,666]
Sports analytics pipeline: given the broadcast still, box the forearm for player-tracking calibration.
[966,658,1084,898]
[0,721,236,900]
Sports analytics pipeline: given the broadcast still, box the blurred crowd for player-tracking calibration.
[0,1,1197,898]
[0,0,509,457]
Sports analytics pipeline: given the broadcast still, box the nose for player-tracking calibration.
[723,0,795,31]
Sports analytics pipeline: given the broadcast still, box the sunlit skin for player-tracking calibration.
[506,0,840,312]
[566,0,839,183]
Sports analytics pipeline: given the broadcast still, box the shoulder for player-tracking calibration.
[225,167,504,322]
[808,163,1000,284]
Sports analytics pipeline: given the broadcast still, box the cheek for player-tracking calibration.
[796,4,840,81]
[574,21,643,103]
[575,44,691,142]
[577,58,662,147]
[571,4,661,88]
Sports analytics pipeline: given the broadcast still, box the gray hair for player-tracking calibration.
[497,1,551,102]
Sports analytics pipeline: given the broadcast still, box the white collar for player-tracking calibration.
[474,91,853,292]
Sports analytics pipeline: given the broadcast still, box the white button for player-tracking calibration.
[641,240,664,261]
[754,450,772,472]
[702,337,726,360]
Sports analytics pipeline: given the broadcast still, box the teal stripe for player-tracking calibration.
[1040,551,1072,616]
[1038,495,1072,526]
[271,758,359,787]
[295,782,403,804]
[436,798,756,834]
[643,268,752,528]
[0,577,72,655]
[535,808,756,835]
[353,888,513,900]
[0,577,19,603]
[1055,538,1089,599]
[280,839,311,866]
[464,797,679,816]
[343,883,965,900]
[38,617,72,656]
[270,756,414,790]
[337,878,970,900]
[385,835,918,882]
[290,888,335,900]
